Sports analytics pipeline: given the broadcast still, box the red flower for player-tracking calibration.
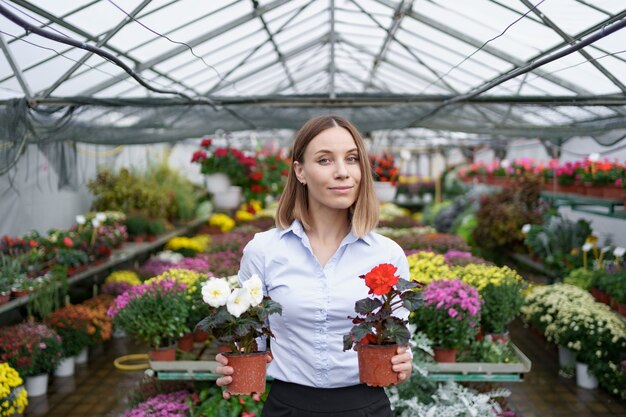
[63,237,74,248]
[250,185,263,193]
[200,138,212,148]
[214,148,228,158]
[250,171,263,182]
[363,263,399,295]
[358,333,378,345]
[191,150,207,163]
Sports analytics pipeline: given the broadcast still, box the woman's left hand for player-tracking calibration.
[391,345,412,383]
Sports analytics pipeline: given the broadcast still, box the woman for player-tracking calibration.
[215,115,412,416]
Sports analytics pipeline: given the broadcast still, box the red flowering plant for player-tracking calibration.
[0,323,63,377]
[343,263,423,351]
[45,304,111,357]
[191,138,256,188]
[369,151,399,185]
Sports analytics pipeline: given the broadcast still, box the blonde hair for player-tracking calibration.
[276,115,379,237]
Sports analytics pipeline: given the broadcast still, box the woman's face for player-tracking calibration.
[294,126,362,212]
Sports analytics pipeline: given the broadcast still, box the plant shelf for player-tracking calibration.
[423,343,532,382]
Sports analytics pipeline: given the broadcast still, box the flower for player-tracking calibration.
[0,323,63,377]
[410,279,481,349]
[45,304,108,356]
[121,391,190,417]
[343,263,423,350]
[165,236,208,257]
[197,275,282,354]
[370,152,399,185]
[201,278,231,307]
[108,278,190,349]
[0,362,28,416]
[192,145,251,187]
[209,213,236,233]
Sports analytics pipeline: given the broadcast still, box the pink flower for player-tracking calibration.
[448,308,458,318]
[39,342,46,349]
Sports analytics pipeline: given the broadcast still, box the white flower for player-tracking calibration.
[582,243,593,252]
[156,250,183,263]
[96,212,107,222]
[201,278,231,307]
[613,247,625,257]
[76,215,86,225]
[92,218,101,228]
[226,288,252,318]
[588,152,600,162]
[242,274,263,307]
[521,224,531,234]
[501,159,511,169]
[601,246,611,253]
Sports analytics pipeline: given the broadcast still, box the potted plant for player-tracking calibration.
[0,323,63,397]
[342,263,423,386]
[197,275,282,395]
[108,278,191,361]
[45,305,95,376]
[125,215,150,242]
[410,279,481,362]
[369,152,399,203]
[0,362,28,415]
[479,275,526,340]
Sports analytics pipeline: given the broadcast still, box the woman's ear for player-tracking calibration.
[293,161,305,184]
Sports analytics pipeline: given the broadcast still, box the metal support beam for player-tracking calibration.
[80,0,292,96]
[252,0,298,93]
[40,0,153,98]
[374,0,592,95]
[207,35,329,95]
[0,33,32,98]
[329,0,336,99]
[521,0,626,94]
[363,0,413,91]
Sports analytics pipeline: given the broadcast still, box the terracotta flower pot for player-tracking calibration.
[223,351,267,395]
[193,329,210,342]
[619,303,626,317]
[0,291,10,305]
[590,287,610,305]
[357,344,399,387]
[149,346,176,361]
[177,333,194,352]
[433,347,457,363]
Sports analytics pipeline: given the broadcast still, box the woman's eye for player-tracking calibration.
[347,155,359,163]
[318,158,330,165]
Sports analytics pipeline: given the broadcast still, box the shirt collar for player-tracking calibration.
[279,219,372,246]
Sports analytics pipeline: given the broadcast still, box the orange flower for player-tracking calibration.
[364,263,399,296]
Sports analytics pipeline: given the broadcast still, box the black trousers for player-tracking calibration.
[261,379,393,417]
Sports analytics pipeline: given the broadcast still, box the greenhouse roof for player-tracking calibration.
[1,0,625,153]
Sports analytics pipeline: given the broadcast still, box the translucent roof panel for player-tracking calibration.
[0,0,624,146]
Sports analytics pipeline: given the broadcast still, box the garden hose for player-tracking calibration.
[113,353,150,371]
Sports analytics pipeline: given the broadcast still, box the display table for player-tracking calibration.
[0,216,209,317]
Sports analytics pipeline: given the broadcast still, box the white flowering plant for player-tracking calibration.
[197,275,282,354]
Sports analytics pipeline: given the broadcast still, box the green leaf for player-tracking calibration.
[401,291,424,311]
[355,297,382,315]
[396,278,419,291]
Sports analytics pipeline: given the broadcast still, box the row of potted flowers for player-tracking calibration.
[0,294,113,398]
[459,157,626,200]
[521,283,626,397]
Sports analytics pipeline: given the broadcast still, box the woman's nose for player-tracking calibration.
[334,160,349,178]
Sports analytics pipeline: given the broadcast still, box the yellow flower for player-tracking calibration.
[0,363,28,416]
[407,252,452,284]
[165,236,207,253]
[209,213,236,232]
[104,270,141,286]
[235,210,255,222]
[146,269,209,297]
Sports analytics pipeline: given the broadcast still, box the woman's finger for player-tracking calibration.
[216,353,228,365]
[216,375,232,387]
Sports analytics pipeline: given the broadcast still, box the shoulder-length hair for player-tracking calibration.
[275,114,379,237]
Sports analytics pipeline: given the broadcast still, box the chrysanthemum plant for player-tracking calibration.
[343,263,423,351]
[197,275,282,354]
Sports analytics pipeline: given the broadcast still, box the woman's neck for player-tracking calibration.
[306,207,350,244]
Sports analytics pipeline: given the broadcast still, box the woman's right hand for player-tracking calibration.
[215,352,273,400]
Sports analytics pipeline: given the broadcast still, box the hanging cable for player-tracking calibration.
[408,17,626,127]
[0,3,215,107]
[106,0,229,91]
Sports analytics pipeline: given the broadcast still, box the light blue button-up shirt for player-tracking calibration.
[238,220,410,388]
